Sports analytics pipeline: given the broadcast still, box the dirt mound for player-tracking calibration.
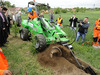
[38,44,90,75]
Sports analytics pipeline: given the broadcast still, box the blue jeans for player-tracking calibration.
[76,32,86,43]
[50,19,54,22]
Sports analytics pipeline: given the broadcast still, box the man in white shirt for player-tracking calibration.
[11,12,16,24]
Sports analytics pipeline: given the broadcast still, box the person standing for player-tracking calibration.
[93,18,100,48]
[11,12,16,24]
[0,7,5,46]
[50,12,54,22]
[16,11,22,27]
[69,14,78,30]
[76,17,90,43]
[40,12,44,18]
[1,7,8,44]
[5,11,11,35]
[56,15,63,28]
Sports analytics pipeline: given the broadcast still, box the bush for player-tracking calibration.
[55,7,61,14]
[12,22,19,37]
[61,9,67,13]
[95,8,100,11]
[80,7,86,13]
[29,31,37,54]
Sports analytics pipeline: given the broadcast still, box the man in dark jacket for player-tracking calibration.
[76,17,90,43]
[0,13,5,46]
[0,6,5,46]
[1,7,8,43]
[69,14,78,30]
[5,11,11,35]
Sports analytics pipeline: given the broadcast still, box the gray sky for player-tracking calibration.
[4,0,100,8]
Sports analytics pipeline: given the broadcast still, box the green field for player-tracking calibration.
[1,10,100,75]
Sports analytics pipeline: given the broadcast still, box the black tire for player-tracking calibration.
[20,28,29,41]
[35,34,46,52]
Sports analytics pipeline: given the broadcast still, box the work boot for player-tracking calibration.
[6,41,9,44]
[97,45,100,48]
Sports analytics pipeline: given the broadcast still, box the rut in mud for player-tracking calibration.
[37,44,91,75]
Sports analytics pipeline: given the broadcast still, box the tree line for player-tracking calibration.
[0,1,15,8]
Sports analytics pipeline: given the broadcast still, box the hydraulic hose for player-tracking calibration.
[64,25,77,45]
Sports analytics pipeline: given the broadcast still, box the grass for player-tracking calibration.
[2,35,53,75]
[59,11,100,72]
[56,11,100,72]
[1,10,100,74]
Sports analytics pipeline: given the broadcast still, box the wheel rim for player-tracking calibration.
[21,31,24,39]
[35,41,40,49]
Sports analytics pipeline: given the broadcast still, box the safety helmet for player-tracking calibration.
[27,7,32,12]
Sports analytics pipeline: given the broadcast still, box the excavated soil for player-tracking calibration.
[38,44,91,75]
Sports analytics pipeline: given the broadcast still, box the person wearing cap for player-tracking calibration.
[27,7,37,20]
[0,48,12,75]
[16,11,22,27]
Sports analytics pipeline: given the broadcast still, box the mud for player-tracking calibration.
[38,44,91,75]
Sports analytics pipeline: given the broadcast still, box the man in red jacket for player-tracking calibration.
[0,48,12,75]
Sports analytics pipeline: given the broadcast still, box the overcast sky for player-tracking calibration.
[4,0,100,8]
